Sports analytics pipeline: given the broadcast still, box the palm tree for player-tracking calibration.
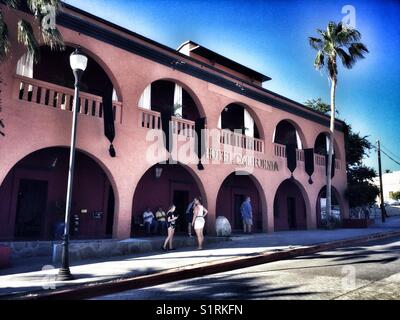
[0,0,64,62]
[309,21,368,227]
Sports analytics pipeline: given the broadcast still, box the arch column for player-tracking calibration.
[196,174,219,236]
[112,175,136,239]
[307,190,319,230]
[206,190,218,236]
[265,191,274,233]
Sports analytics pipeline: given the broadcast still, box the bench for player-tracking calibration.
[0,246,11,269]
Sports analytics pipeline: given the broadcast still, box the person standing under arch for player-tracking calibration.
[241,196,253,234]
[192,198,208,250]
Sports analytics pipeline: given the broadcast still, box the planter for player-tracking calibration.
[342,219,374,228]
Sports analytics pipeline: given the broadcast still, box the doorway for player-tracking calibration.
[234,194,246,230]
[15,179,48,239]
[173,190,189,232]
[287,197,297,229]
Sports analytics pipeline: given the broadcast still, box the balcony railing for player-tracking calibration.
[218,129,264,153]
[273,143,341,169]
[171,117,196,138]
[15,75,123,123]
[139,109,264,152]
[138,108,195,138]
[315,153,341,170]
[315,154,325,166]
[139,108,161,129]
[273,143,304,162]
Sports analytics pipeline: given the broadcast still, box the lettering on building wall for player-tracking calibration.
[206,148,279,171]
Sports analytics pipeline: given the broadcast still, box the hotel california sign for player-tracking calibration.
[206,148,279,172]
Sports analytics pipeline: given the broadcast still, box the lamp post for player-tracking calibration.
[57,48,88,281]
[377,140,386,223]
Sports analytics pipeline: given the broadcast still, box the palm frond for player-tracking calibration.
[327,58,337,80]
[27,0,65,52]
[317,28,330,43]
[41,26,64,50]
[327,21,337,39]
[310,21,368,75]
[336,47,354,68]
[314,50,325,69]
[0,0,18,8]
[27,0,62,18]
[309,37,323,50]
[337,27,361,45]
[17,19,40,62]
[0,12,10,61]
[334,22,343,35]
[349,42,369,60]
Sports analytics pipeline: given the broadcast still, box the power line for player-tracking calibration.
[380,149,400,167]
[381,144,400,162]
[372,145,400,166]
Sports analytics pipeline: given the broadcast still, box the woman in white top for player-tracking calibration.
[192,198,208,250]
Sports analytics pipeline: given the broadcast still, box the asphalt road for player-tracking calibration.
[94,236,400,300]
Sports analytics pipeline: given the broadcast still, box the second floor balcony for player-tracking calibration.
[15,74,123,123]
[273,143,342,170]
[13,45,122,123]
[11,47,342,171]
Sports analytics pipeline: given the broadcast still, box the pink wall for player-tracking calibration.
[0,6,350,240]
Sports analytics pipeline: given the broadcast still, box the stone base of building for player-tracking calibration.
[342,218,375,229]
[0,236,232,264]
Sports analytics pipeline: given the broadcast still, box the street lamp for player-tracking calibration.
[57,47,88,281]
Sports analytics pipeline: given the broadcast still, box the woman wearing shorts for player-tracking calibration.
[192,198,208,250]
[162,205,178,251]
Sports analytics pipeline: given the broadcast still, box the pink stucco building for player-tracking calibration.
[0,3,349,241]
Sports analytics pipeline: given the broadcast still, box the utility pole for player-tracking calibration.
[377,140,386,223]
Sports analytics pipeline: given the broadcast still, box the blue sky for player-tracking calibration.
[64,0,400,172]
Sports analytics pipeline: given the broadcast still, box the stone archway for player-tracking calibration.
[137,78,205,120]
[218,102,263,140]
[216,171,266,232]
[273,119,306,149]
[131,162,206,236]
[0,147,116,241]
[274,179,308,231]
[16,44,122,102]
[314,132,341,160]
[316,186,343,227]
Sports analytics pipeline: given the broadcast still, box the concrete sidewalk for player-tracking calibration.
[1,216,400,299]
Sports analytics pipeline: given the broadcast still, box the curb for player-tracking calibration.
[5,230,400,300]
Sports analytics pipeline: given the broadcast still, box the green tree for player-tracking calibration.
[0,0,64,62]
[343,123,373,167]
[304,98,339,116]
[392,191,400,201]
[309,21,368,225]
[344,123,379,208]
